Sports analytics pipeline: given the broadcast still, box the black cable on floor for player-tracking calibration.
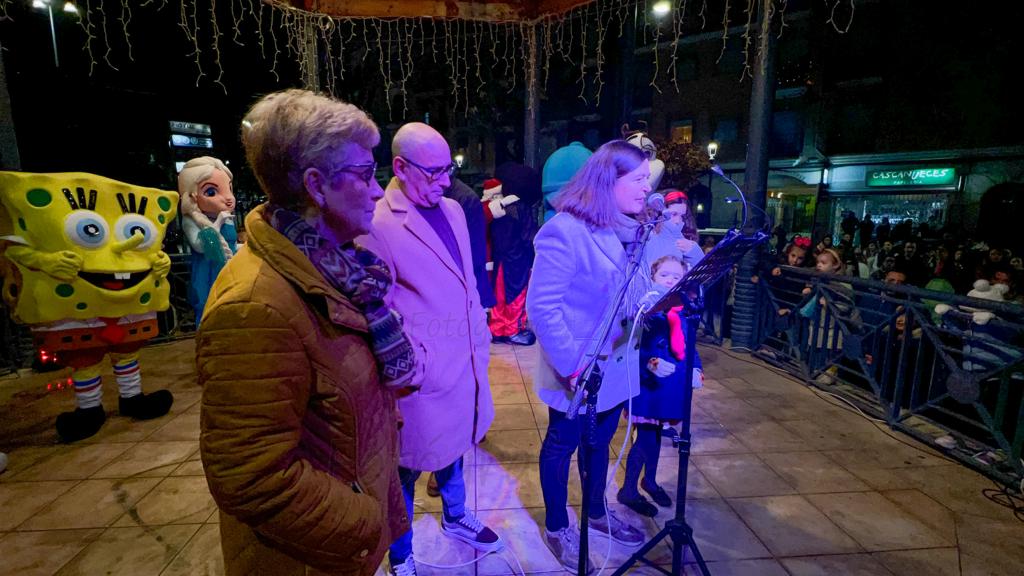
[982,480,1024,523]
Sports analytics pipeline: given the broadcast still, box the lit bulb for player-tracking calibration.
[652,1,671,17]
[32,0,48,8]
[454,154,465,168]
[63,1,78,13]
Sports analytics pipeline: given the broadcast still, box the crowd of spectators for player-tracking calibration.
[782,211,1023,303]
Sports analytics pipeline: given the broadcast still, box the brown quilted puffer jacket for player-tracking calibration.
[197,204,408,576]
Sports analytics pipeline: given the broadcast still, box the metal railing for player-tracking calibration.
[699,274,730,345]
[745,266,1024,486]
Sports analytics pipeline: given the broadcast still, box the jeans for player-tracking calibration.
[539,403,624,532]
[388,456,467,564]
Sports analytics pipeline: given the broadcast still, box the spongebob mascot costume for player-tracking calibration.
[0,172,178,442]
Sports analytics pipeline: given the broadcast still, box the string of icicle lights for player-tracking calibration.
[0,0,857,118]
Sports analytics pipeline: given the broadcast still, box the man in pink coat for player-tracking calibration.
[358,123,499,576]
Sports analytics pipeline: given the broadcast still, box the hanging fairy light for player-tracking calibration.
[40,0,834,119]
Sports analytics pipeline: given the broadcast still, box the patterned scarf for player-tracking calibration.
[268,206,418,392]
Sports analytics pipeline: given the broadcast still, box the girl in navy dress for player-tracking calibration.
[617,254,703,516]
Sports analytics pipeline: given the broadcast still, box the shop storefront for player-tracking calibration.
[823,163,961,241]
[766,178,819,237]
[699,147,1023,248]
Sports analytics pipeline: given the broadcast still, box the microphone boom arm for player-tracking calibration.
[713,165,772,233]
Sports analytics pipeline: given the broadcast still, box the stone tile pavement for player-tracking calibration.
[0,339,1022,575]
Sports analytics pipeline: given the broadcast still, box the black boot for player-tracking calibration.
[616,488,658,517]
[119,390,174,420]
[508,329,536,346]
[56,406,107,443]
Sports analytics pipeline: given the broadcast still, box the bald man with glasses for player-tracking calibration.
[358,123,499,576]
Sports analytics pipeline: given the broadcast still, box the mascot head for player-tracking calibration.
[623,125,665,191]
[0,172,178,324]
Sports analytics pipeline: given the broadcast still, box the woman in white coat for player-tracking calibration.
[526,140,652,571]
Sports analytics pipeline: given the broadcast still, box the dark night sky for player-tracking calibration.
[1,1,305,201]
[2,0,1022,199]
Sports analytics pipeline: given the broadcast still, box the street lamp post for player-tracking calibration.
[32,0,78,68]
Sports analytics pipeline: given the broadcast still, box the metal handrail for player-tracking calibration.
[740,266,1024,487]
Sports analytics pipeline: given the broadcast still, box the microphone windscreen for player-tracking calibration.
[646,192,666,212]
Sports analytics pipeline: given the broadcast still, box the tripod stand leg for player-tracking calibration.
[611,525,672,576]
[681,523,711,576]
[613,311,713,576]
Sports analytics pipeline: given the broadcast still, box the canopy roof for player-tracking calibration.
[289,0,595,21]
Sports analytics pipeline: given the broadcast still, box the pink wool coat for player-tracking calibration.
[357,180,494,472]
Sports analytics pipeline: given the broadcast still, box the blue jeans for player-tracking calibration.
[389,456,467,564]
[539,403,624,532]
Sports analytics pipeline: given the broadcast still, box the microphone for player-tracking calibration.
[646,192,666,214]
[638,193,671,227]
[643,193,670,226]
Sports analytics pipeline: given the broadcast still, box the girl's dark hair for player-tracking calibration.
[782,242,810,267]
[654,188,699,241]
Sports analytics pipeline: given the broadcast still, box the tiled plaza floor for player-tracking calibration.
[1,339,1022,575]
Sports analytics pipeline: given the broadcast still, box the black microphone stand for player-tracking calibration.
[612,286,710,576]
[611,229,769,576]
[567,213,662,576]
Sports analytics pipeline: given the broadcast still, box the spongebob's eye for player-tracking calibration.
[64,211,110,248]
[114,214,157,250]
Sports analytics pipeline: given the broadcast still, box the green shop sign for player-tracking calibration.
[866,167,957,187]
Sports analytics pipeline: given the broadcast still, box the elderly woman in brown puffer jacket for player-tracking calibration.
[197,89,420,576]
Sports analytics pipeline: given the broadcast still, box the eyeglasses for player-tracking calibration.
[399,156,456,183]
[324,161,378,185]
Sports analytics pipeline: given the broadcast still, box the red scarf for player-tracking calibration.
[666,306,686,361]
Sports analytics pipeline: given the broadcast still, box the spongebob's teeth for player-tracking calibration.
[114,272,131,280]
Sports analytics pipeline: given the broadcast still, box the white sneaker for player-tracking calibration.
[389,555,416,576]
[588,510,645,546]
[543,526,594,575]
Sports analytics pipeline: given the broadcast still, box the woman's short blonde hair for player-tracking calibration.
[241,89,379,209]
[551,140,647,229]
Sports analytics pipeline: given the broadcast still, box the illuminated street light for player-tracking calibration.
[454,153,465,168]
[707,141,719,161]
[31,0,78,67]
[652,1,671,17]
